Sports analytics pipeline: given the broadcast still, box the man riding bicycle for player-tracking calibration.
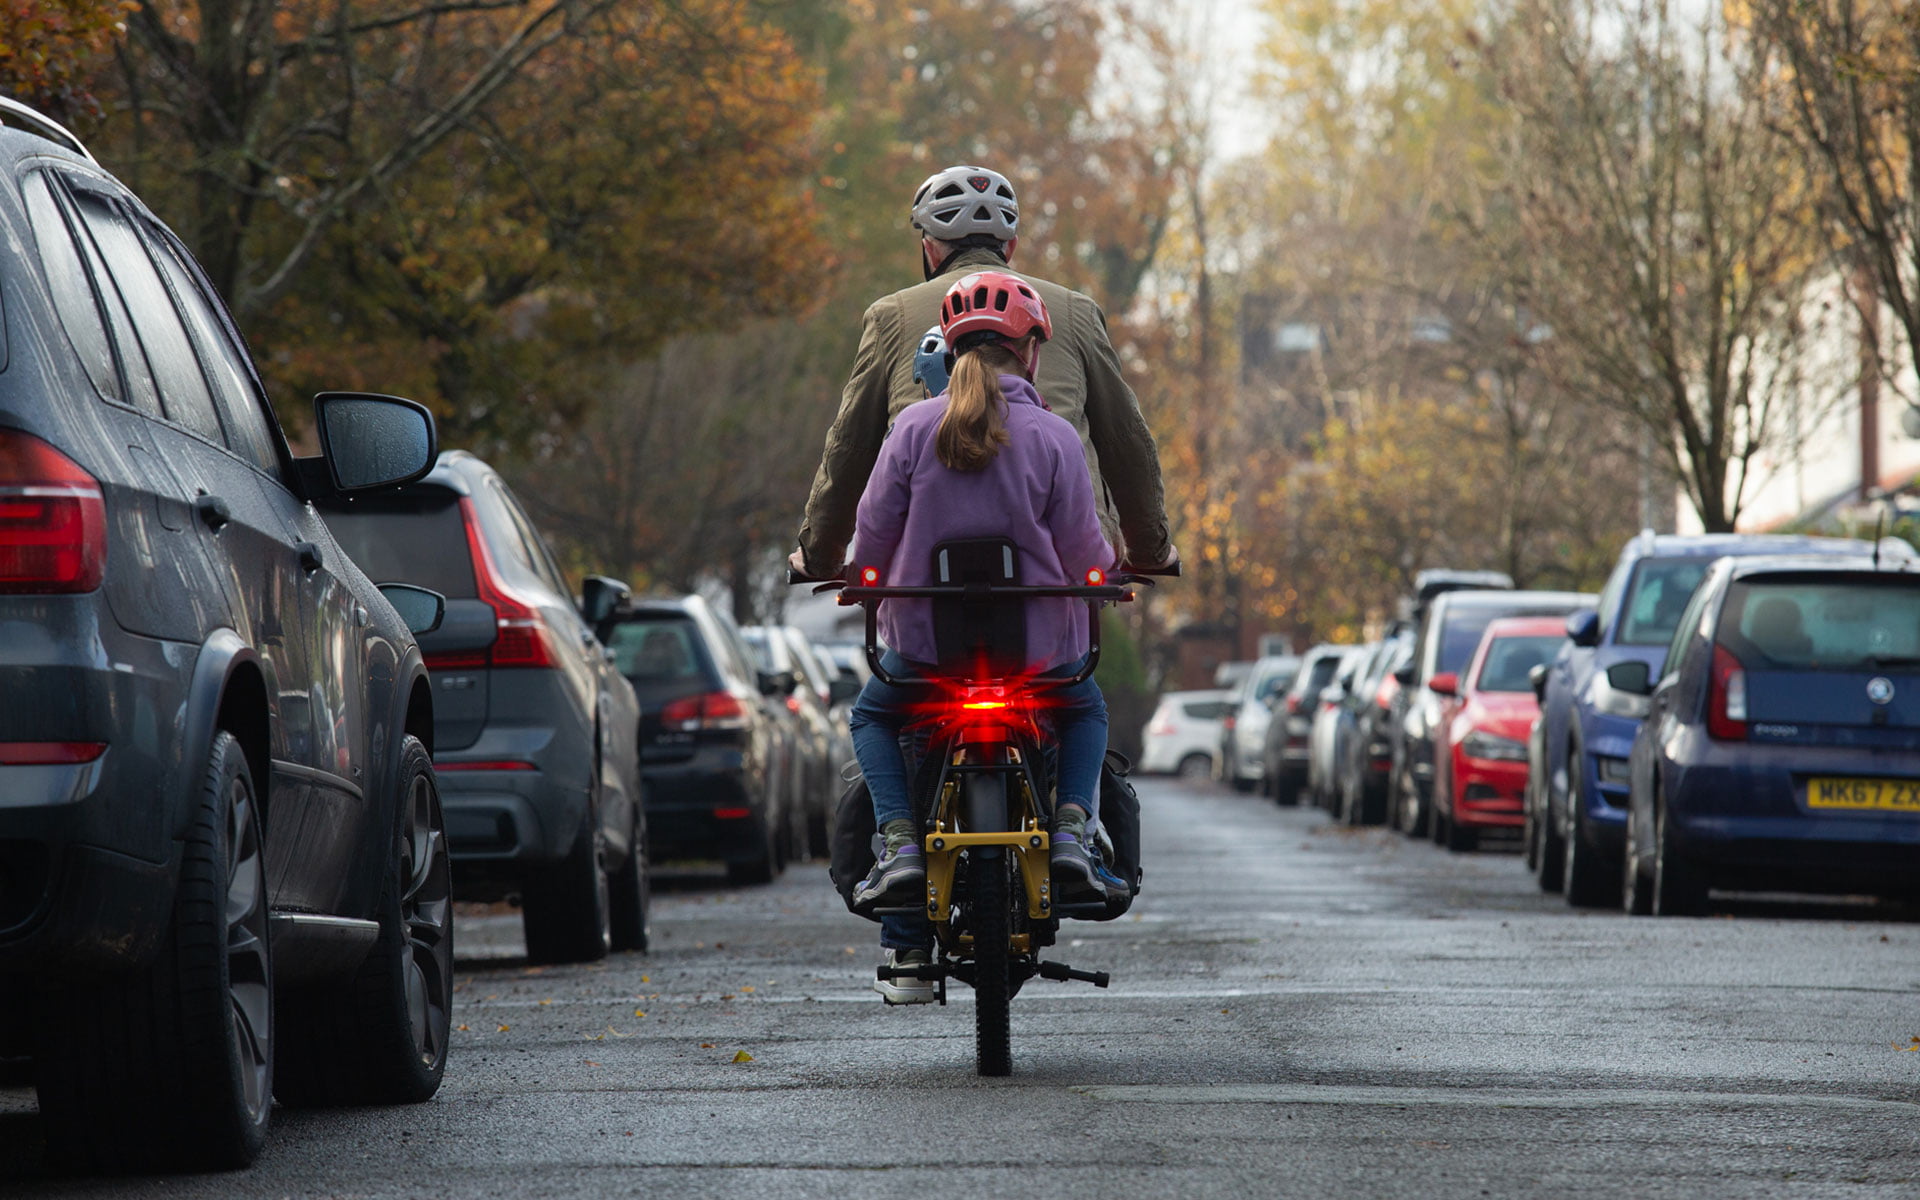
[791,163,1175,578]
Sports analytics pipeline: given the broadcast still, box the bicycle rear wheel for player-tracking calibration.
[963,775,1012,1077]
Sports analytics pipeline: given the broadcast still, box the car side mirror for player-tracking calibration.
[1566,609,1601,648]
[310,392,437,494]
[1606,660,1653,696]
[1393,664,1415,685]
[378,583,444,636]
[828,676,862,705]
[579,575,631,625]
[1428,671,1459,697]
[1529,662,1550,701]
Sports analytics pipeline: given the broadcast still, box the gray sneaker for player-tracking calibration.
[1050,809,1105,904]
[874,947,935,1005]
[852,821,925,913]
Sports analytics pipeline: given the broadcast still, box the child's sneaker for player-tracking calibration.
[1049,807,1105,904]
[852,820,924,913]
[873,946,936,1005]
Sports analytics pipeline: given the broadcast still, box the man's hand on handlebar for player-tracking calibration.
[1119,544,1182,578]
[786,549,846,587]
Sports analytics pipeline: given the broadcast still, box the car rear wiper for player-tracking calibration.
[1864,656,1920,669]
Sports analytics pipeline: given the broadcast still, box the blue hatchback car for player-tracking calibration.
[1528,532,1897,907]
[1617,554,1920,914]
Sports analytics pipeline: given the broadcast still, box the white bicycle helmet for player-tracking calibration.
[912,325,951,395]
[909,165,1019,242]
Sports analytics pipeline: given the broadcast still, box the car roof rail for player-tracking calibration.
[0,97,100,165]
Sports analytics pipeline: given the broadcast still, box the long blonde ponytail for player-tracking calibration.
[936,342,1024,471]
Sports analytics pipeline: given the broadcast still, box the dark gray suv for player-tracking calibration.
[319,451,647,963]
[0,104,451,1170]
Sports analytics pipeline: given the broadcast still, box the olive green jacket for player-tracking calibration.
[796,248,1172,574]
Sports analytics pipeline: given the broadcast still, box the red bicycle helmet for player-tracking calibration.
[939,271,1052,347]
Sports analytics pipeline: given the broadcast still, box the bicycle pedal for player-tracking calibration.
[1036,960,1110,987]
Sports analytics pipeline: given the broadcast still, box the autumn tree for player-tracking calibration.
[1755,0,1919,387]
[0,0,130,119]
[1488,0,1836,531]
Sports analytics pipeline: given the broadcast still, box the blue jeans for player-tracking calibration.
[849,650,1108,950]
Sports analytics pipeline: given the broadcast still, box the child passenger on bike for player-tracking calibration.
[847,271,1114,1000]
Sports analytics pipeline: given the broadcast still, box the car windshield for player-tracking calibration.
[1475,635,1565,693]
[1718,577,1920,669]
[1619,558,1712,646]
[1439,612,1503,675]
[606,619,704,680]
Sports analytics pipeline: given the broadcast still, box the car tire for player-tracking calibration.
[1443,808,1478,852]
[1395,771,1430,839]
[521,801,612,965]
[609,813,651,954]
[1522,779,1543,873]
[1273,769,1301,807]
[35,730,273,1171]
[1562,761,1621,908]
[1537,763,1568,892]
[1176,753,1212,782]
[1621,798,1653,916]
[1652,797,1708,916]
[277,736,452,1106]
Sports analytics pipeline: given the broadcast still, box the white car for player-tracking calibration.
[1139,690,1234,778]
[1221,655,1301,791]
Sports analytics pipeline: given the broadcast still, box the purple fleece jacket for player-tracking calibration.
[852,375,1116,672]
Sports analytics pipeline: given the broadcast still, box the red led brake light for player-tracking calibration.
[1086,567,1105,585]
[0,431,105,594]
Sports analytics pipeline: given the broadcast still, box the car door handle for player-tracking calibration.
[295,541,323,574]
[194,494,231,531]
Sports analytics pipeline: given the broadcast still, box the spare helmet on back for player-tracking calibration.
[939,271,1052,351]
[910,165,1019,242]
[912,325,951,395]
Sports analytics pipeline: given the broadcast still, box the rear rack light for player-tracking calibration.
[1708,644,1748,741]
[0,741,106,765]
[457,496,558,669]
[660,691,748,731]
[0,431,105,594]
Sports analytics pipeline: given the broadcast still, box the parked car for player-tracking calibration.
[1214,659,1255,691]
[1307,645,1372,812]
[1393,589,1595,837]
[1140,689,1234,778]
[604,596,795,883]
[1616,555,1920,914]
[1431,617,1569,851]
[1335,628,1414,826]
[320,451,648,962]
[1262,643,1352,805]
[1529,531,1902,908]
[0,105,451,1169]
[743,624,840,858]
[1221,654,1301,791]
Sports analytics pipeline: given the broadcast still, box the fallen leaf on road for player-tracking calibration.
[497,1024,511,1032]
[641,975,651,983]
[538,999,553,1006]
[843,946,857,955]
[634,1009,646,1017]
[741,986,756,994]
[456,1024,470,1032]
[733,1051,753,1063]
[584,1060,599,1067]
[721,994,735,1001]
[700,1042,715,1049]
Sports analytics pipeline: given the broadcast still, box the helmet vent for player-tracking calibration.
[973,286,990,308]
[936,183,964,200]
[993,291,1009,312]
[973,205,992,222]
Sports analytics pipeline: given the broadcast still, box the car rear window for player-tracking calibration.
[1183,700,1229,720]
[319,491,477,598]
[1476,635,1565,692]
[1717,576,1920,669]
[607,618,709,681]
[738,628,779,673]
[1618,558,1712,646]
[1303,656,1340,692]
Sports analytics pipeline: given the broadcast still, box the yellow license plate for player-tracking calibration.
[1805,777,1920,812]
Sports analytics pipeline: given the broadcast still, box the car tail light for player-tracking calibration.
[1223,714,1236,732]
[1285,695,1302,715]
[1708,644,1747,741]
[1375,678,1398,709]
[1148,713,1176,736]
[459,497,557,669]
[434,759,536,772]
[785,694,803,714]
[422,650,488,671]
[660,691,748,732]
[0,741,105,765]
[0,431,105,594]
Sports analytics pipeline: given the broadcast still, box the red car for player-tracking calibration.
[1432,617,1570,852]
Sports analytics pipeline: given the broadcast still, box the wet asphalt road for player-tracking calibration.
[6,774,1920,1197]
